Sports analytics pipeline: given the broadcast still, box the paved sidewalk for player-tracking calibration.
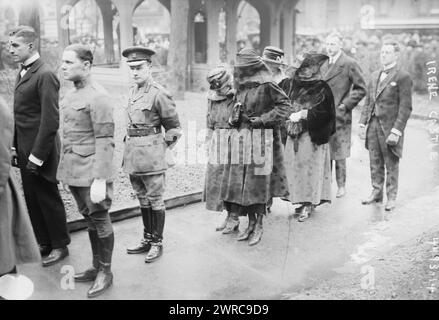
[18,117,439,300]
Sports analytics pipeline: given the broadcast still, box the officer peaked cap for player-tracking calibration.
[122,46,156,66]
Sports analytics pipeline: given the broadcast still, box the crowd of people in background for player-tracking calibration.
[295,31,439,93]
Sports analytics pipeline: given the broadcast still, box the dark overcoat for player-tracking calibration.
[220,81,292,206]
[322,52,366,160]
[359,67,413,159]
[203,92,234,212]
[13,58,61,183]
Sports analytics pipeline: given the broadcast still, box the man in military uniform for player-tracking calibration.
[122,46,181,263]
[57,44,116,298]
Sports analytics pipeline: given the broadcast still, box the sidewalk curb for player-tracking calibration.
[67,191,203,233]
[411,113,437,121]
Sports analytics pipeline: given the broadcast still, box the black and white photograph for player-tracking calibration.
[0,0,439,306]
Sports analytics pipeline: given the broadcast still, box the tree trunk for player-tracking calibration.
[18,0,41,52]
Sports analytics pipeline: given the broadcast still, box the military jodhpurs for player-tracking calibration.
[129,173,166,210]
[69,183,114,238]
[367,116,399,200]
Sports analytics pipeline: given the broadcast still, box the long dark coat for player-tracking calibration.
[220,81,292,206]
[203,93,234,211]
[0,97,40,275]
[322,52,366,160]
[13,58,61,183]
[360,67,413,159]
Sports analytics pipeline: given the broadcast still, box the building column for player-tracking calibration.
[269,0,282,48]
[206,0,222,67]
[112,0,137,54]
[281,0,296,63]
[56,0,73,55]
[168,0,190,99]
[96,0,115,64]
[225,0,239,65]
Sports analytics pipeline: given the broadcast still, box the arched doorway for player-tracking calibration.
[132,0,171,66]
[237,1,261,53]
[65,0,120,65]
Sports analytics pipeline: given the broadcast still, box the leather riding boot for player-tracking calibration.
[237,213,256,241]
[248,214,263,246]
[74,230,99,282]
[216,211,230,232]
[87,233,114,298]
[145,210,165,263]
[127,207,152,254]
[222,211,240,234]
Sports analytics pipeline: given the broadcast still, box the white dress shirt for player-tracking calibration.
[329,50,342,65]
[379,61,397,83]
[20,52,40,78]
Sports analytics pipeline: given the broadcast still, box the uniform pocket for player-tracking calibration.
[123,134,167,173]
[72,145,95,157]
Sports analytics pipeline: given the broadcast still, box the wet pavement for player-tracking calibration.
[19,113,439,300]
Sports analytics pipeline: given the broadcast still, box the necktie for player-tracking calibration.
[19,62,34,79]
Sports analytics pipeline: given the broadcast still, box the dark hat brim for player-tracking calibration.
[122,46,156,59]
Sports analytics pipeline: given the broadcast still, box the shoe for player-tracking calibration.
[248,216,263,246]
[336,187,346,198]
[144,243,163,263]
[87,233,114,298]
[361,193,383,205]
[74,267,98,282]
[385,199,396,211]
[87,267,113,298]
[298,205,312,222]
[237,214,256,241]
[126,238,151,254]
[215,213,230,232]
[222,219,239,234]
[39,244,52,257]
[42,247,69,267]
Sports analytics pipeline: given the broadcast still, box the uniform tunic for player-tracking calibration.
[203,91,234,212]
[123,81,181,176]
[57,82,116,187]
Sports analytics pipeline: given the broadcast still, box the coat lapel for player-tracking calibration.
[15,58,43,90]
[375,67,398,99]
[323,52,345,81]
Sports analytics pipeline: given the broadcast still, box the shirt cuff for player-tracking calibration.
[301,110,308,119]
[391,128,402,136]
[28,154,43,166]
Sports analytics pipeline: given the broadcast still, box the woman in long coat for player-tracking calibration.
[203,66,235,231]
[0,96,40,277]
[282,52,336,222]
[220,48,292,246]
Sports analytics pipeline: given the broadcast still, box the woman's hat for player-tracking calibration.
[291,52,329,70]
[261,46,287,65]
[207,66,231,90]
[235,48,265,68]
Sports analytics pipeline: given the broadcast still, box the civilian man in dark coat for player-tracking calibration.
[9,26,70,267]
[323,33,367,198]
[359,41,413,211]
